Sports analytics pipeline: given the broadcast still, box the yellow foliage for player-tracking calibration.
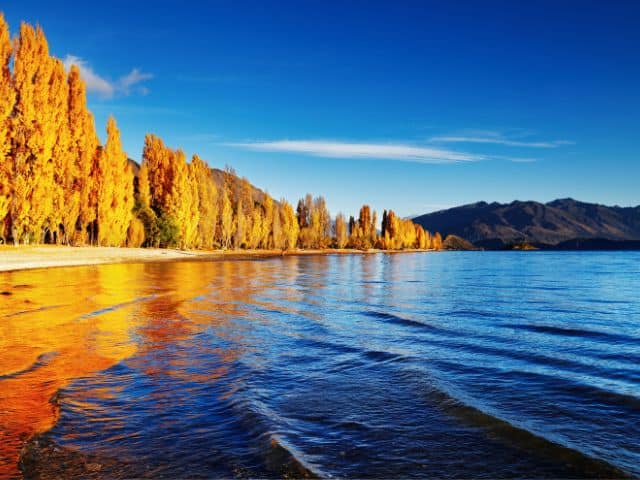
[0,16,446,253]
[219,186,234,249]
[281,200,299,250]
[137,161,151,208]
[127,216,146,247]
[68,64,100,243]
[11,24,56,243]
[335,213,348,248]
[190,154,217,249]
[0,14,14,236]
[97,117,133,246]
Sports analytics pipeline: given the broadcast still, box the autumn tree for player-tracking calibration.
[0,14,14,241]
[68,64,100,244]
[281,200,299,250]
[334,213,348,249]
[219,186,233,249]
[49,59,74,243]
[11,24,56,243]
[233,198,245,248]
[272,203,284,250]
[97,116,134,246]
[260,194,274,249]
[191,154,217,249]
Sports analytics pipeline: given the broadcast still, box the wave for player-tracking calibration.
[505,323,640,346]
[410,372,634,478]
[0,351,58,380]
[363,310,442,331]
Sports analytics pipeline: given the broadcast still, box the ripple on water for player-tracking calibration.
[1,252,639,478]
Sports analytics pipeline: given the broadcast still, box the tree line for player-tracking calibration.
[0,16,442,251]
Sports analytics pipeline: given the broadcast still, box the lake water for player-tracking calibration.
[1,252,639,478]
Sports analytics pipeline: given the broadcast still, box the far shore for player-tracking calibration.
[0,245,435,273]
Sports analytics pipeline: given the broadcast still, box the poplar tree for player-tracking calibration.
[68,64,100,244]
[219,186,233,249]
[281,200,299,250]
[0,14,14,240]
[97,116,133,246]
[272,204,283,250]
[11,24,56,243]
[191,154,217,249]
[49,59,74,243]
[335,213,348,249]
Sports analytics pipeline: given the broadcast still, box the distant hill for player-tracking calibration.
[413,199,640,249]
[442,234,479,251]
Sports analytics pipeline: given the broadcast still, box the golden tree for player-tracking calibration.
[233,197,246,249]
[49,59,75,243]
[11,24,56,243]
[281,200,299,250]
[97,116,133,246]
[219,186,233,249]
[272,203,284,250]
[0,14,14,240]
[137,162,151,208]
[191,154,217,249]
[68,64,100,244]
[165,149,198,248]
[260,194,274,249]
[141,133,170,213]
[335,213,348,249]
[248,208,263,249]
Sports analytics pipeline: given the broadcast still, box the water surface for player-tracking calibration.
[1,252,639,478]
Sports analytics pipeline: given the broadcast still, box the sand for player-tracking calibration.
[0,245,429,272]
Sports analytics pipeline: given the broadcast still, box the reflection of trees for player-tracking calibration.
[0,256,342,477]
[0,263,148,477]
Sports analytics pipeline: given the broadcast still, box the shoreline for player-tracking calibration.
[0,245,435,273]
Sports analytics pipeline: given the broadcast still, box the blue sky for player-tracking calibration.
[4,1,640,217]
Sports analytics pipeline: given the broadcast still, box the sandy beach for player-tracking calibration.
[0,245,429,272]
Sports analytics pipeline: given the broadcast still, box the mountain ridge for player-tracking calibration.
[413,198,640,248]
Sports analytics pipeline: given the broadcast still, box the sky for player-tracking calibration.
[4,1,639,217]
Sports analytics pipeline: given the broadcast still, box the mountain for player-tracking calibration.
[441,234,480,251]
[413,199,640,248]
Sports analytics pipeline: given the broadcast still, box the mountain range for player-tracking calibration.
[413,199,640,250]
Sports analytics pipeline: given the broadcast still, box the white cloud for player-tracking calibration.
[226,140,485,164]
[118,68,153,94]
[63,55,114,98]
[429,134,573,148]
[62,55,153,99]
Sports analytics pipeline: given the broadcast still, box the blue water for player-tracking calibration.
[6,252,640,478]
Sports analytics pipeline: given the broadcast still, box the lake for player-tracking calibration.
[1,252,639,478]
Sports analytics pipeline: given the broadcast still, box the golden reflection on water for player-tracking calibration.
[0,257,323,477]
[0,261,223,478]
[0,256,343,477]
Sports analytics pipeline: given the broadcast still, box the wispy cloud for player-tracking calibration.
[226,140,486,164]
[429,131,573,148]
[62,55,153,99]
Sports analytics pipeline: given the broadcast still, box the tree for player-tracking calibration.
[260,194,274,249]
[335,213,348,249]
[191,154,217,249]
[296,197,309,229]
[272,203,284,250]
[0,14,15,241]
[49,59,74,244]
[137,162,151,209]
[233,198,245,248]
[281,200,299,250]
[68,64,100,244]
[11,24,56,243]
[97,116,133,246]
[219,186,233,249]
